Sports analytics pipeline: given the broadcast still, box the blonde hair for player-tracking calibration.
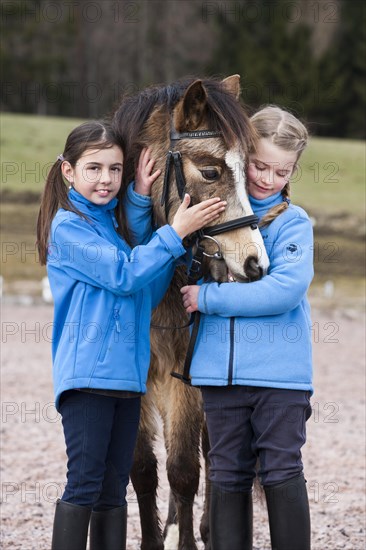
[250,106,308,227]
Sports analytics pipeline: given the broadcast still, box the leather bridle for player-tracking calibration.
[161,129,259,264]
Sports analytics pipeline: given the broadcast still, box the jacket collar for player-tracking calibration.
[68,187,118,214]
[249,191,283,210]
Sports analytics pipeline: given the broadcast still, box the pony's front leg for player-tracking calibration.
[162,379,203,550]
[131,395,164,550]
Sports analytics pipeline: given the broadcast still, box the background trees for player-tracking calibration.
[1,0,365,138]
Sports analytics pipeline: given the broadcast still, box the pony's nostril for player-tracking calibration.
[244,256,263,282]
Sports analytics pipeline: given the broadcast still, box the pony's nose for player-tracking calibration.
[244,255,263,282]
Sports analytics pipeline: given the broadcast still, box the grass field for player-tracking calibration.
[0,113,85,194]
[1,113,365,299]
[1,112,365,216]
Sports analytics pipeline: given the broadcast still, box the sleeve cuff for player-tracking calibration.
[127,181,153,207]
[198,283,210,313]
[156,225,186,259]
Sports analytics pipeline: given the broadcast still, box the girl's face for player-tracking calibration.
[247,138,297,200]
[62,145,123,205]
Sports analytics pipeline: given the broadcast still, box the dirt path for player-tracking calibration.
[1,302,365,549]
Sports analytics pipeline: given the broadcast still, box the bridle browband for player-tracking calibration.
[158,126,260,384]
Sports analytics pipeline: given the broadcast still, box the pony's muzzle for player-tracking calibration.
[244,255,264,282]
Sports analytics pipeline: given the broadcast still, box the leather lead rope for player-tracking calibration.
[170,244,205,385]
[171,311,201,385]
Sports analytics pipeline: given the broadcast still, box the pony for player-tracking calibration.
[112,75,269,550]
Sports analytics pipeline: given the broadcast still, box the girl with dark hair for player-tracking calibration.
[36,120,226,550]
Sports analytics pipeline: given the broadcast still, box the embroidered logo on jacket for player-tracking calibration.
[287,243,298,253]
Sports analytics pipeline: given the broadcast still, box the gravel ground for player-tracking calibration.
[1,302,365,549]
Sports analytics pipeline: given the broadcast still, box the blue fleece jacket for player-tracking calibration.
[48,187,185,409]
[190,192,314,393]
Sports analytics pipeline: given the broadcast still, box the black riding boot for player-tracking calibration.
[264,474,311,550]
[89,505,127,550]
[210,483,253,550]
[51,499,91,550]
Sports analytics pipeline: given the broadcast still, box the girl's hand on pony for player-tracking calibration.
[172,194,226,239]
[135,148,162,196]
[180,285,200,313]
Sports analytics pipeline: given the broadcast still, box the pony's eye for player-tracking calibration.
[200,167,220,181]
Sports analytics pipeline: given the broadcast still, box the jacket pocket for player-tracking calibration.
[98,305,121,364]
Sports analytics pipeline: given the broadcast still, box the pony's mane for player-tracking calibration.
[112,77,257,186]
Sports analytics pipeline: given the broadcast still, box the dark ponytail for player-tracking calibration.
[37,159,79,264]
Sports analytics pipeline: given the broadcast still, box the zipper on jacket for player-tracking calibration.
[134,292,144,389]
[110,211,118,229]
[108,211,131,254]
[227,317,235,385]
[113,308,121,333]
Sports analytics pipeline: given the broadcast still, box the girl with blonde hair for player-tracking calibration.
[181,106,313,550]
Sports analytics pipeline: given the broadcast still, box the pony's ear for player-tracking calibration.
[174,80,208,131]
[221,74,241,100]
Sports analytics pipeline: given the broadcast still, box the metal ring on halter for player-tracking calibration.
[198,235,223,259]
